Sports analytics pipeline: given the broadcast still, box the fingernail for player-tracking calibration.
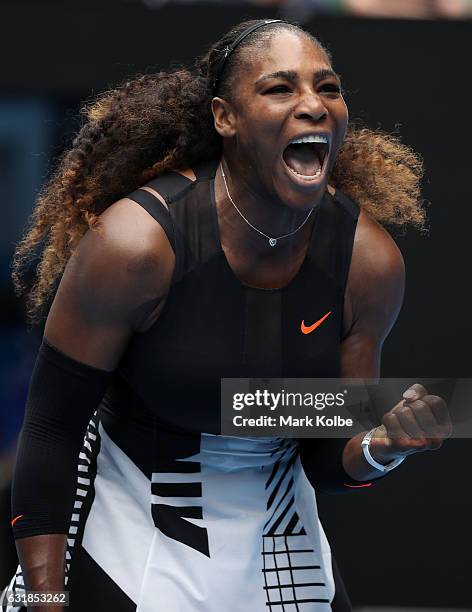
[403,389,416,400]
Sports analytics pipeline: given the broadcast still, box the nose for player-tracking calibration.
[294,90,328,122]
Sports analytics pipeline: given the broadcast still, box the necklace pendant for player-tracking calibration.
[269,238,277,247]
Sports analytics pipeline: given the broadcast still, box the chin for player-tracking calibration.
[275,181,327,212]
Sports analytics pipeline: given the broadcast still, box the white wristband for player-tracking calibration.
[361,428,405,473]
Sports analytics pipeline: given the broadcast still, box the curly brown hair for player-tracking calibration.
[12,19,425,325]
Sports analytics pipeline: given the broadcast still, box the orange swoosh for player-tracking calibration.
[11,514,24,527]
[300,311,331,335]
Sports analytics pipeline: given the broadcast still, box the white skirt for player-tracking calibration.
[3,415,335,611]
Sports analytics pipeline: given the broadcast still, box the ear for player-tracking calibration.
[211,97,237,138]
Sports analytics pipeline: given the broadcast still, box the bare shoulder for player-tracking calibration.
[77,197,174,301]
[99,196,173,269]
[350,208,405,296]
[46,196,175,343]
[46,169,196,356]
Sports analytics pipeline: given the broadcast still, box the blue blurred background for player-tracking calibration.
[1,0,471,609]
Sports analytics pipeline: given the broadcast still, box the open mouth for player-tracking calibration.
[282,135,330,183]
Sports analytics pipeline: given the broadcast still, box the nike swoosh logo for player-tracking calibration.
[11,514,24,527]
[301,311,331,335]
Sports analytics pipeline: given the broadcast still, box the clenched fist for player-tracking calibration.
[370,383,453,465]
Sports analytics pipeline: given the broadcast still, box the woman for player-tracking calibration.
[3,18,451,612]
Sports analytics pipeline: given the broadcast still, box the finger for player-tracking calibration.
[408,399,441,436]
[423,394,453,434]
[392,402,425,439]
[382,411,409,441]
[382,412,422,454]
[403,383,428,402]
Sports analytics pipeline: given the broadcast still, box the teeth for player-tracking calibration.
[290,134,328,145]
[288,166,322,180]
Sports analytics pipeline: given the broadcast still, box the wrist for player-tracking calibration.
[369,427,404,465]
[342,432,386,481]
[361,428,405,474]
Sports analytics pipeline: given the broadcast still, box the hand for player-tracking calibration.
[370,383,453,465]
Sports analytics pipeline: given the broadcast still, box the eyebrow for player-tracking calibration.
[255,68,341,86]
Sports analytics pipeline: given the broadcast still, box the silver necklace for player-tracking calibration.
[220,162,314,248]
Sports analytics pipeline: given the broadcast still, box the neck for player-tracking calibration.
[217,158,318,256]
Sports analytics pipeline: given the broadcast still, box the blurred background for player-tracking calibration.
[1,0,471,610]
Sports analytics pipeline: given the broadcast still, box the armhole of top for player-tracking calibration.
[127,188,176,251]
[126,163,219,285]
[127,171,195,252]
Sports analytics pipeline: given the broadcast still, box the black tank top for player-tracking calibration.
[98,158,359,474]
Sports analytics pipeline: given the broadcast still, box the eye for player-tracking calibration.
[264,85,291,94]
[319,83,343,95]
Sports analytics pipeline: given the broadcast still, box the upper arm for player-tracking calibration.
[340,210,405,378]
[44,197,175,371]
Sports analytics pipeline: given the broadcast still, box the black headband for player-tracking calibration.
[212,19,285,92]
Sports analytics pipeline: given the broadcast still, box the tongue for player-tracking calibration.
[283,143,321,176]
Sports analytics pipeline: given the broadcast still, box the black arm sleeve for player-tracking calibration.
[11,338,112,539]
[299,437,387,495]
